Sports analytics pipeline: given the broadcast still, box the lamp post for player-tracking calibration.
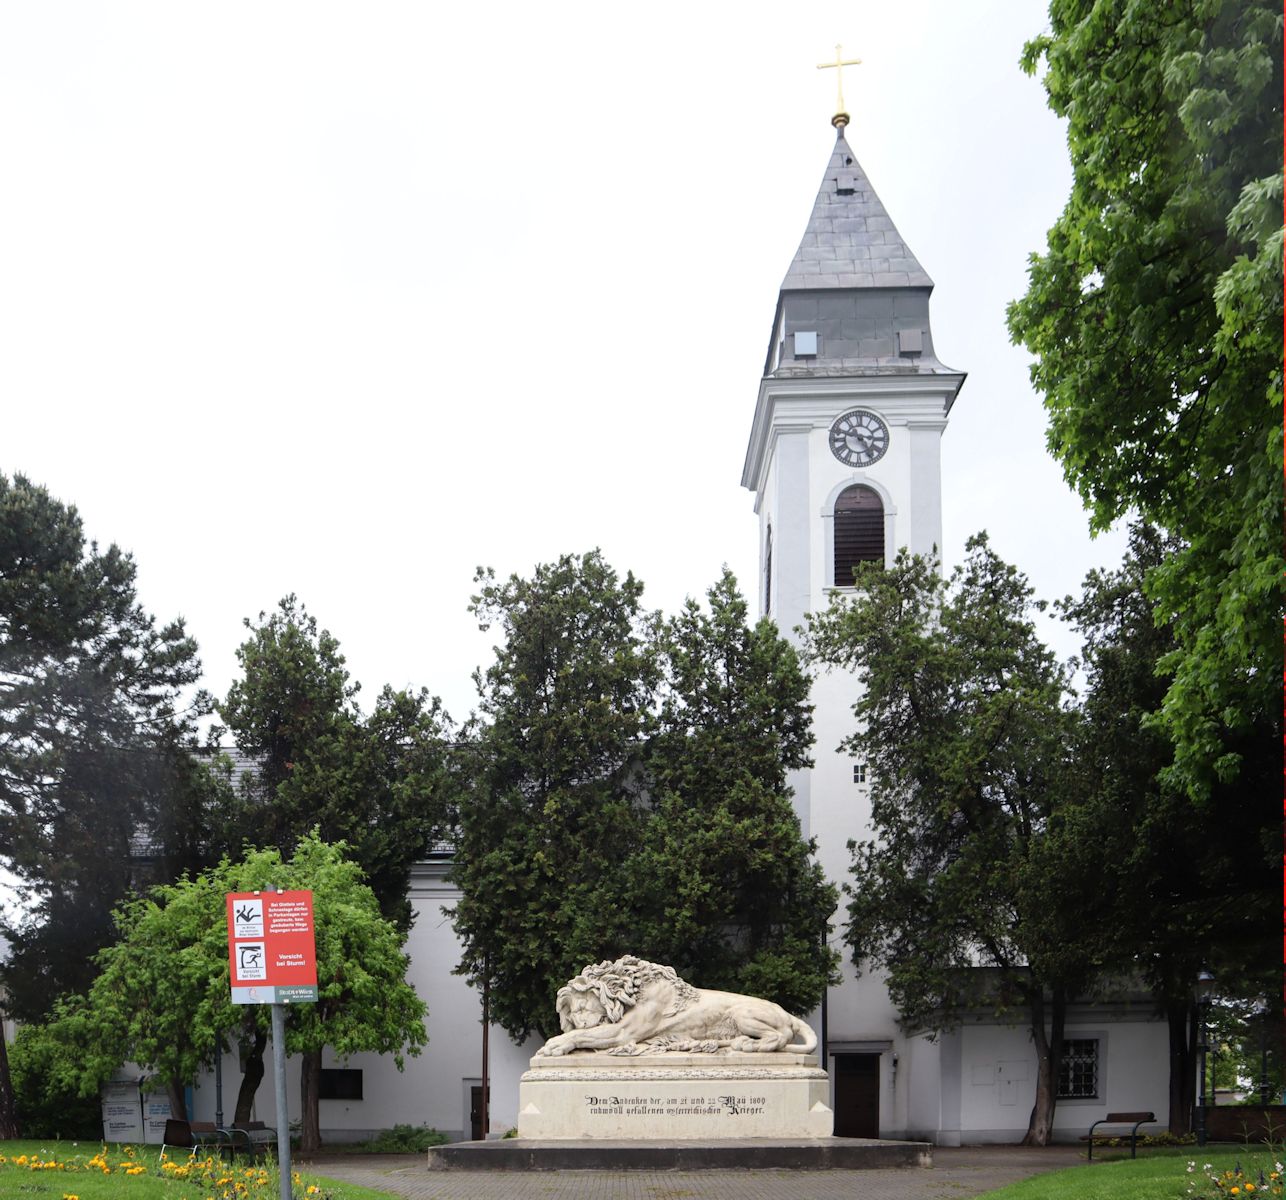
[1252,998,1272,1106]
[1194,969,1216,1147]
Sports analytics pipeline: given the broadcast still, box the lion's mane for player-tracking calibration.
[556,955,699,1030]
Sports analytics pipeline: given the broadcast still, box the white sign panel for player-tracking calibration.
[100,1080,143,1144]
[229,897,264,939]
[143,1091,171,1143]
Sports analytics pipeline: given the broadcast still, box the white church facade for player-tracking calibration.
[187,120,1170,1146]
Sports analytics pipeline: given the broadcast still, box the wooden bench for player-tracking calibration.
[1082,1111,1157,1160]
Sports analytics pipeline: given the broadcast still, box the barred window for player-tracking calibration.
[1058,1039,1098,1099]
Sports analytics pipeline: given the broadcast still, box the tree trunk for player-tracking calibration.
[1022,988,1066,1146]
[0,1017,19,1139]
[166,1074,188,1121]
[299,1048,322,1152]
[1167,998,1196,1134]
[234,1027,268,1125]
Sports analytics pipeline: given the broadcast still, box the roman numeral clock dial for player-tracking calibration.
[828,409,889,467]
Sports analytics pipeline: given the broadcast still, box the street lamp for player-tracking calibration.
[1194,969,1216,1147]
[1254,998,1273,1106]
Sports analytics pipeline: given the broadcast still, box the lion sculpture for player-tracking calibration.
[536,955,818,1057]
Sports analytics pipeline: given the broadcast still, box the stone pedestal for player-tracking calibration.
[517,1050,832,1140]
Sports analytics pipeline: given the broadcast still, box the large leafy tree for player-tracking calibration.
[805,537,1085,1146]
[0,474,211,1015]
[452,554,834,1044]
[1058,524,1279,1132]
[1007,0,1284,796]
[26,835,425,1148]
[451,552,656,1041]
[220,595,453,930]
[0,474,222,1137]
[632,569,837,1014]
[219,597,452,1146]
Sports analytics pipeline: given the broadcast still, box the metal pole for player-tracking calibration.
[271,1002,291,1200]
[481,964,490,1140]
[1260,1009,1271,1105]
[214,1037,224,1129]
[1195,1002,1208,1147]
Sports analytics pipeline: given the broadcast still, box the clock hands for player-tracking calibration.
[829,410,889,466]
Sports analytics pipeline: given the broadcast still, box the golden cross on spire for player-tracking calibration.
[817,43,862,128]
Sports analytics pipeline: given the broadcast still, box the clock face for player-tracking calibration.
[828,409,889,467]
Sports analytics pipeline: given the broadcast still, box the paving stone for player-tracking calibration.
[298,1144,1086,1200]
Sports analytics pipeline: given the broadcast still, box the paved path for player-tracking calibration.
[297,1145,1086,1199]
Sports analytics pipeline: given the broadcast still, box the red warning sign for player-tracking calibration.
[226,890,318,1005]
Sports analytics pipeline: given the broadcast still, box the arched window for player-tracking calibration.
[764,524,773,615]
[833,485,883,586]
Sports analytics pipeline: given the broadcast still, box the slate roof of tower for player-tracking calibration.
[781,127,933,291]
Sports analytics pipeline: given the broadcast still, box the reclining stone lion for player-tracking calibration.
[536,955,818,1057]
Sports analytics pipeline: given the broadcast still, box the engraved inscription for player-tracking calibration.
[581,1092,769,1118]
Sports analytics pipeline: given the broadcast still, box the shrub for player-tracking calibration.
[366,1124,446,1152]
[8,1026,101,1139]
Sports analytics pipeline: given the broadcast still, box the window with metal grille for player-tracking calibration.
[319,1068,363,1100]
[1058,1039,1098,1099]
[834,485,884,586]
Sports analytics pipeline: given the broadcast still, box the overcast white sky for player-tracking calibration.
[1,1,1128,728]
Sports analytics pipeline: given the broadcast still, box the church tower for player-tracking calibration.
[741,114,965,1137]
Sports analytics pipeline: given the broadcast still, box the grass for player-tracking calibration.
[0,1139,397,1200]
[974,1145,1285,1200]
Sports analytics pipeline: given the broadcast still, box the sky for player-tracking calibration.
[0,1,1129,729]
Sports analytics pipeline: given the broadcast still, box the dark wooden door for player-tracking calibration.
[833,1053,880,1138]
[469,1086,486,1141]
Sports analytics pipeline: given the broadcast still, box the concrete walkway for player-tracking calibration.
[297,1144,1087,1199]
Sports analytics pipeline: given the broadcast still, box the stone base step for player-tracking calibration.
[426,1137,933,1172]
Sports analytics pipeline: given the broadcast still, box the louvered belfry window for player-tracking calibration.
[834,485,883,586]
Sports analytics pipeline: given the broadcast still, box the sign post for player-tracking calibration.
[227,887,318,1200]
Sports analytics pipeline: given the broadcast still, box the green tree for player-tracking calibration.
[632,568,838,1013]
[29,834,426,1149]
[219,597,452,1147]
[453,554,837,1044]
[1059,524,1279,1132]
[1007,0,1284,797]
[451,551,656,1041]
[0,474,211,1022]
[805,537,1084,1145]
[220,595,453,929]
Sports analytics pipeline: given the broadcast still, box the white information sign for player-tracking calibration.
[100,1080,143,1144]
[230,896,264,939]
[143,1091,172,1143]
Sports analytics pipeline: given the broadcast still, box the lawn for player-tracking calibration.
[0,1140,396,1200]
[976,1146,1285,1200]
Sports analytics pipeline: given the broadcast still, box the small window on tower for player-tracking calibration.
[795,331,819,357]
[852,763,867,784]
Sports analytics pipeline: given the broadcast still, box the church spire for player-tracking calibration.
[763,124,953,379]
[780,125,933,293]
